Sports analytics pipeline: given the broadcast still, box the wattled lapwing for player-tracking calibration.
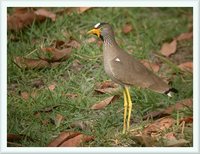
[88,23,177,134]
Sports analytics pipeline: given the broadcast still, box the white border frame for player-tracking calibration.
[0,0,199,154]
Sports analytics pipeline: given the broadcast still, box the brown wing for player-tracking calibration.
[110,50,169,93]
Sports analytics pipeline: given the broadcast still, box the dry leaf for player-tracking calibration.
[175,32,193,41]
[163,132,176,140]
[77,7,91,14]
[122,23,133,34]
[8,12,42,31]
[164,98,192,114]
[48,131,81,147]
[179,117,193,124]
[48,84,56,91]
[14,56,50,69]
[40,47,72,62]
[178,61,193,72]
[55,114,64,128]
[91,95,119,110]
[59,134,94,147]
[143,98,192,120]
[7,134,23,142]
[20,91,29,100]
[8,8,56,31]
[7,133,33,142]
[34,8,56,21]
[95,80,120,94]
[66,38,81,49]
[140,60,160,73]
[160,40,177,57]
[97,80,118,89]
[13,8,29,14]
[143,117,175,135]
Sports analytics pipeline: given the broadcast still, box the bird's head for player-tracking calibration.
[87,22,114,41]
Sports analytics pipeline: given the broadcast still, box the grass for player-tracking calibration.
[7,7,193,147]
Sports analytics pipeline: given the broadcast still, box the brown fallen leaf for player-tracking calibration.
[8,8,56,31]
[175,32,193,41]
[164,98,192,114]
[14,56,50,69]
[13,8,29,14]
[39,47,72,62]
[96,80,118,89]
[54,40,66,48]
[143,98,193,120]
[178,61,193,72]
[7,133,33,142]
[8,12,42,31]
[55,114,64,128]
[143,117,175,135]
[48,84,56,91]
[20,91,29,100]
[95,88,120,94]
[66,38,81,49]
[48,131,81,147]
[91,95,119,110]
[122,23,133,34]
[7,134,23,142]
[160,39,177,57]
[34,8,56,21]
[140,60,160,73]
[76,7,92,14]
[163,132,176,140]
[59,134,94,147]
[179,117,193,124]
[95,80,120,94]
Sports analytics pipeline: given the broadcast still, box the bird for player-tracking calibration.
[87,22,177,134]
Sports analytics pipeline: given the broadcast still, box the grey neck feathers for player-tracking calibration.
[103,34,118,47]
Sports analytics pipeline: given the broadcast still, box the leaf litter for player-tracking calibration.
[143,98,192,120]
[13,37,81,69]
[91,95,120,110]
[8,8,56,31]
[48,131,94,147]
[95,80,120,94]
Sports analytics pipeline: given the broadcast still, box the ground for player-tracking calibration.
[7,7,193,147]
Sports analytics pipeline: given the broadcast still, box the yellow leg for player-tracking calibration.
[125,87,132,131]
[123,90,128,134]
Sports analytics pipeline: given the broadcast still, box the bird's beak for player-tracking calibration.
[87,28,101,38]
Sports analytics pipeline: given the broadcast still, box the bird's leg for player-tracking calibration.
[125,87,132,131]
[122,89,128,134]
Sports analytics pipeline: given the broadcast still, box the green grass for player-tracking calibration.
[7,7,193,147]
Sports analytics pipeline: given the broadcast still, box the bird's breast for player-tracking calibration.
[103,45,121,84]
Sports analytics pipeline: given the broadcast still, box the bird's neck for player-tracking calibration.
[103,35,118,48]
